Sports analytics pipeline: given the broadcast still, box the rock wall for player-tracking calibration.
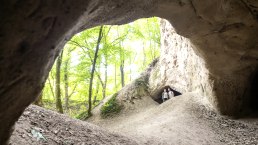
[150,15,258,115]
[0,1,157,144]
[153,0,258,116]
[149,19,213,102]
[1,0,258,144]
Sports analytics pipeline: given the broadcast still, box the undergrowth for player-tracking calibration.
[76,111,92,120]
[100,93,122,118]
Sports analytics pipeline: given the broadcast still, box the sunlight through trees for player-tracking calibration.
[39,17,161,118]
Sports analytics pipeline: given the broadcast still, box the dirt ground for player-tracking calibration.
[10,93,258,145]
[88,93,258,145]
[9,105,137,145]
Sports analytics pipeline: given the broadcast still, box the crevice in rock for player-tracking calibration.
[240,0,258,21]
[154,85,182,104]
[250,67,258,112]
[218,23,245,33]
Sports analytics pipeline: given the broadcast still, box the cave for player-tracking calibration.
[1,0,258,144]
[154,86,182,104]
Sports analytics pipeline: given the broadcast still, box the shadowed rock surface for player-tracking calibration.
[1,0,258,144]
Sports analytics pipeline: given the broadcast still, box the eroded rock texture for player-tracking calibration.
[1,0,258,144]
[154,0,258,116]
[149,19,212,101]
[0,1,156,144]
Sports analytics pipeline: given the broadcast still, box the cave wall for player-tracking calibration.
[149,18,252,114]
[0,1,157,144]
[153,0,258,116]
[1,0,258,144]
[149,19,213,102]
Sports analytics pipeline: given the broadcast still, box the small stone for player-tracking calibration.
[222,124,228,127]
[23,111,30,116]
[53,130,59,134]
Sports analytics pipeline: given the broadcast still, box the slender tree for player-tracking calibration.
[88,26,103,116]
[63,47,77,111]
[142,42,146,68]
[103,56,107,99]
[117,27,125,87]
[120,60,125,87]
[64,54,69,110]
[55,51,64,114]
[101,26,112,99]
[47,78,55,98]
[41,17,161,118]
[34,92,43,107]
[114,63,117,91]
[93,82,99,105]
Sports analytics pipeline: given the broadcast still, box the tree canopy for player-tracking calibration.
[39,17,161,118]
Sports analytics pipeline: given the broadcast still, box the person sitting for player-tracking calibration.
[168,88,174,98]
[162,89,169,102]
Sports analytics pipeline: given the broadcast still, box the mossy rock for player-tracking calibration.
[100,93,122,118]
[134,78,149,97]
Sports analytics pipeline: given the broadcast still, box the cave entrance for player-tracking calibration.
[40,17,161,118]
[154,86,182,104]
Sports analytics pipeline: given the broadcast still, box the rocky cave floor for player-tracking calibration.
[10,105,137,145]
[10,93,258,145]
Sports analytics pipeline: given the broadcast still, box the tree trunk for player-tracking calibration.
[120,60,125,87]
[103,64,107,99]
[147,19,154,60]
[117,27,125,88]
[64,58,69,111]
[93,82,99,105]
[47,78,55,98]
[115,63,117,91]
[34,92,43,107]
[103,53,108,99]
[129,55,132,81]
[70,30,107,102]
[142,42,146,67]
[101,26,111,99]
[55,51,64,114]
[88,26,103,116]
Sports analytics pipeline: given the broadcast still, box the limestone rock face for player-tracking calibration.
[149,19,212,102]
[1,0,258,144]
[154,0,258,116]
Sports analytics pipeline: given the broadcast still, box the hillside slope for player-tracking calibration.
[10,93,258,145]
[88,93,258,145]
[10,105,138,145]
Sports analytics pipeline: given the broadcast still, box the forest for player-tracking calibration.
[34,17,161,119]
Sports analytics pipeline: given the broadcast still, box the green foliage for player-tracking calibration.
[41,17,161,118]
[100,93,122,118]
[135,78,148,90]
[75,111,92,120]
[133,78,149,98]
